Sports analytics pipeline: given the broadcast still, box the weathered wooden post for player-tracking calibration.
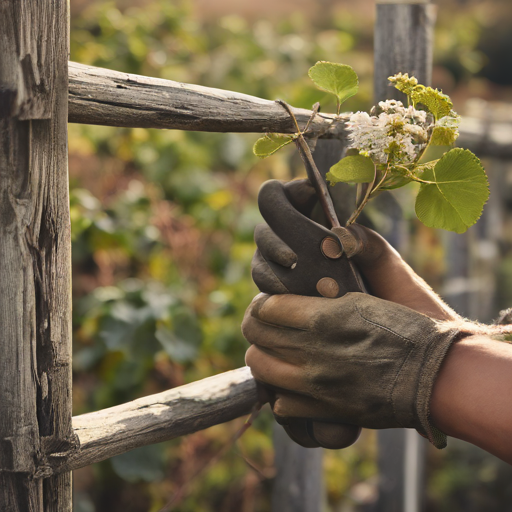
[373,1,436,511]
[0,1,73,511]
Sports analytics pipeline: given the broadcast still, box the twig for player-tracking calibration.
[304,102,321,134]
[276,100,341,229]
[347,164,378,225]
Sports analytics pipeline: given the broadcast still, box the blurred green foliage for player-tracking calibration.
[69,1,512,511]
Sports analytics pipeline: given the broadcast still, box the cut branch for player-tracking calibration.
[46,367,258,475]
[68,62,346,137]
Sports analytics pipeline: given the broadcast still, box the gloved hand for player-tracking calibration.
[246,178,463,449]
[243,292,467,449]
[253,179,459,321]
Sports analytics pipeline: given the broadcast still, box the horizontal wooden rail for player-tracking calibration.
[68,62,512,159]
[42,367,258,476]
[68,62,346,137]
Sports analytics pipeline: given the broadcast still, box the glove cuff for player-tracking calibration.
[415,328,468,449]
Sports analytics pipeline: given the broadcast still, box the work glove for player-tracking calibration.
[246,178,463,449]
[243,292,465,449]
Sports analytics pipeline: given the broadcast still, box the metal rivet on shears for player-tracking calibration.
[316,277,340,298]
[321,237,343,260]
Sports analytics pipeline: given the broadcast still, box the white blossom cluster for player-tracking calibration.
[347,100,431,165]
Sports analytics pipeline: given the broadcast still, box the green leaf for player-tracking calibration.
[326,155,375,185]
[431,126,459,146]
[414,160,438,179]
[415,148,489,233]
[379,175,413,190]
[308,61,359,106]
[253,134,294,158]
[410,86,453,121]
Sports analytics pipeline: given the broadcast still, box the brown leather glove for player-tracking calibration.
[253,179,459,322]
[253,179,367,449]
[247,178,463,449]
[243,292,467,449]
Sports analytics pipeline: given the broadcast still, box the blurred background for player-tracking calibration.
[69,0,512,510]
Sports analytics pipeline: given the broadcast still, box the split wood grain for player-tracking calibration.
[47,367,258,475]
[68,62,348,137]
[374,3,436,104]
[0,1,73,511]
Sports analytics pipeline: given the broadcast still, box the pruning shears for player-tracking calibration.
[263,101,368,449]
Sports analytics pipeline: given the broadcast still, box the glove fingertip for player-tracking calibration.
[251,251,290,295]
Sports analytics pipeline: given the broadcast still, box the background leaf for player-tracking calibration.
[253,134,294,158]
[326,155,375,184]
[415,148,489,233]
[308,61,359,106]
[111,445,165,483]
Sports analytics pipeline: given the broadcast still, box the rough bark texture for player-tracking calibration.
[0,1,74,511]
[46,367,258,475]
[67,62,348,137]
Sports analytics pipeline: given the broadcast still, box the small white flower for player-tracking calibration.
[404,123,428,142]
[348,112,373,126]
[378,99,406,114]
[347,103,431,165]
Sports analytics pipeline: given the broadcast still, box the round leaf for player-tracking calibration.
[253,134,294,158]
[326,155,375,185]
[308,61,359,106]
[415,148,489,233]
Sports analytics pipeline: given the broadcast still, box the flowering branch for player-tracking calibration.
[254,63,490,234]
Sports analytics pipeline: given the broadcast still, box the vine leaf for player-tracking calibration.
[308,61,359,106]
[410,86,453,121]
[253,134,294,158]
[415,148,489,233]
[326,155,375,184]
[431,126,459,146]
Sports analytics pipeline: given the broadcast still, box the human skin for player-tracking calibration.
[430,335,512,464]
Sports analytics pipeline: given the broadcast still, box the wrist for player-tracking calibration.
[430,335,512,463]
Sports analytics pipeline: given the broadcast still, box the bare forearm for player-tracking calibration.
[430,335,512,464]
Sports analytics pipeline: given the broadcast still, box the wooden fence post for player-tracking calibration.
[373,1,436,511]
[0,1,73,511]
[374,0,436,104]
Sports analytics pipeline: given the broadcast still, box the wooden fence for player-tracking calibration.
[2,1,512,511]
